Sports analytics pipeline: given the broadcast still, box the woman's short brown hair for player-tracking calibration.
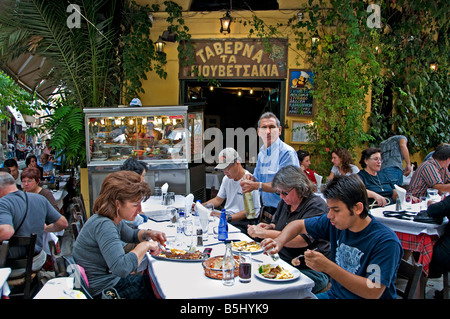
[93,170,152,219]
[21,167,41,183]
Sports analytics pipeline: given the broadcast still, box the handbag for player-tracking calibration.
[413,210,443,224]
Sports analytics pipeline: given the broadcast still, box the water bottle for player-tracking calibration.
[222,240,235,286]
[176,210,185,246]
[218,209,228,241]
[194,200,201,227]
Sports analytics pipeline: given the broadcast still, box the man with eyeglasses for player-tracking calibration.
[241,112,299,218]
[204,148,261,234]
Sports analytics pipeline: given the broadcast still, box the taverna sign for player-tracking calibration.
[179,39,288,79]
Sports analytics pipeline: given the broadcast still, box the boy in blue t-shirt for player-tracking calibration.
[262,174,403,299]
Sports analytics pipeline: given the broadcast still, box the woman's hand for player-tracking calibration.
[147,230,166,245]
[146,241,162,256]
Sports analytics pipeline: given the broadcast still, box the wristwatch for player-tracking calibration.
[142,230,148,241]
[227,214,232,222]
[258,182,263,192]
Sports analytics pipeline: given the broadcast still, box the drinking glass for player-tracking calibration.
[153,187,162,200]
[200,203,214,241]
[405,192,413,210]
[166,207,178,227]
[420,196,428,211]
[239,251,252,283]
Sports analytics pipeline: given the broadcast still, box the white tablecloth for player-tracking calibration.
[0,268,11,297]
[139,219,315,299]
[206,172,224,190]
[141,195,189,221]
[370,203,448,236]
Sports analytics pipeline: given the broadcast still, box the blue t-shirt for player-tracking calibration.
[253,138,299,208]
[304,214,402,299]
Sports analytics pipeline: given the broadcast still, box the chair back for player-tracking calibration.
[72,196,87,223]
[258,206,274,224]
[63,255,92,299]
[0,240,9,268]
[396,259,423,299]
[5,233,39,298]
[48,240,66,277]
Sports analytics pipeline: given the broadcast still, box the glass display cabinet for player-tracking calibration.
[83,105,205,206]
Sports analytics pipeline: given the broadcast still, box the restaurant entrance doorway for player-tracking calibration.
[180,80,285,164]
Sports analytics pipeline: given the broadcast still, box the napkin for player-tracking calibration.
[195,201,211,221]
[161,183,169,194]
[394,184,406,205]
[184,193,194,214]
[314,173,323,189]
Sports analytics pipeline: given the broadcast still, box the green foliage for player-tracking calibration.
[367,0,450,157]
[285,0,380,175]
[0,70,37,119]
[35,97,86,167]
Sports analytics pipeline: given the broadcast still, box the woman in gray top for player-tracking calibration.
[73,171,166,298]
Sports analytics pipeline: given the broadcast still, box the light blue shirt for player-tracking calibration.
[253,138,300,208]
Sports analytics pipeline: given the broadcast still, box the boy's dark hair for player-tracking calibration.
[323,175,369,218]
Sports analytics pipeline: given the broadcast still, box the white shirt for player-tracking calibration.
[217,169,261,217]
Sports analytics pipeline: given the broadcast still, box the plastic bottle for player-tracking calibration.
[218,209,228,241]
[194,200,201,227]
[243,192,256,219]
[176,210,185,246]
[222,240,235,286]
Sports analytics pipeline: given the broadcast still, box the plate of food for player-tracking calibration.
[255,264,299,282]
[231,241,263,253]
[152,248,207,262]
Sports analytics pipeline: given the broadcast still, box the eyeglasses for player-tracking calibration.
[276,188,294,197]
[223,162,235,172]
[369,157,383,163]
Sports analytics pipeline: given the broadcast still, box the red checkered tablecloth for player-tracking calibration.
[395,231,439,276]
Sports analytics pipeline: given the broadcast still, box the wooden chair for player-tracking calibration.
[63,255,92,299]
[443,271,449,299]
[70,203,85,240]
[396,259,423,299]
[258,207,274,224]
[0,240,9,268]
[5,233,41,299]
[72,195,87,224]
[48,240,66,277]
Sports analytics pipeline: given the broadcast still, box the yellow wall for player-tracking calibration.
[140,8,314,143]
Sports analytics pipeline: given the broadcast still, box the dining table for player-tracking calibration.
[138,213,316,299]
[370,202,448,277]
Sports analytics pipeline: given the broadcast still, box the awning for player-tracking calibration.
[7,105,28,128]
[1,52,57,102]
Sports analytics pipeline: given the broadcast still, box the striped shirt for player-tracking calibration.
[408,158,450,198]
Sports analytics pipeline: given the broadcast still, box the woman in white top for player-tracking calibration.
[327,148,360,181]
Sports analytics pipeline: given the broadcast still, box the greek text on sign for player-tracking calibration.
[179,39,288,79]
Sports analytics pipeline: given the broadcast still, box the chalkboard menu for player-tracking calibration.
[287,70,314,117]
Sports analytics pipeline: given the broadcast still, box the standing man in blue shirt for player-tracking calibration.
[240,112,299,217]
[262,174,403,299]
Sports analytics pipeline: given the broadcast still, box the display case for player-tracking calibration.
[83,106,205,207]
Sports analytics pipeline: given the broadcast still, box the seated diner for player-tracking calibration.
[357,147,398,207]
[72,170,166,299]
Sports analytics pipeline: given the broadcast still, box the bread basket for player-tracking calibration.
[202,255,240,280]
